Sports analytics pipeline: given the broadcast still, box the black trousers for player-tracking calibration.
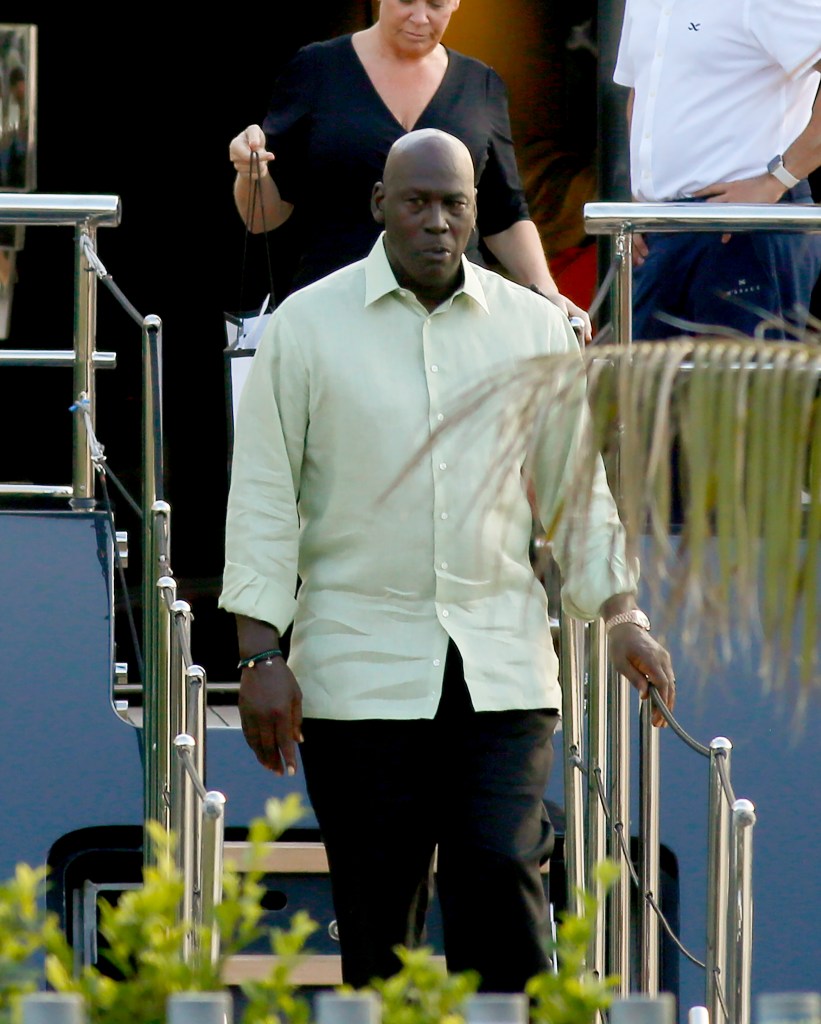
[299,642,559,991]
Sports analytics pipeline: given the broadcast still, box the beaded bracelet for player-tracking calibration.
[238,648,283,669]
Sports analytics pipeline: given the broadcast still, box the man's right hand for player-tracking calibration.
[229,124,275,179]
[238,658,303,776]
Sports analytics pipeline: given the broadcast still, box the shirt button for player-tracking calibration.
[433,658,441,667]
[441,561,449,569]
[442,609,450,618]
[436,413,445,422]
[440,512,448,520]
[439,462,447,470]
[431,364,439,373]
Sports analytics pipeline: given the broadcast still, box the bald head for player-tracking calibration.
[371,129,478,310]
[382,129,475,188]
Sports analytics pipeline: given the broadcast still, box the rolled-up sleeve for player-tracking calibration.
[219,312,308,633]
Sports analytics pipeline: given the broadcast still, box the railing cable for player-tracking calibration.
[648,688,711,757]
[589,745,708,970]
[80,233,145,327]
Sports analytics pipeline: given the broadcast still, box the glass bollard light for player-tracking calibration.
[609,994,677,1024]
[464,993,529,1024]
[167,993,233,1024]
[21,995,86,1024]
[756,993,821,1024]
[315,992,382,1024]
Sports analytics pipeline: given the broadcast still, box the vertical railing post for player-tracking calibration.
[586,619,608,977]
[171,734,196,956]
[170,601,193,754]
[187,663,207,914]
[141,311,168,858]
[639,700,660,993]
[728,799,756,1024]
[608,667,632,993]
[200,790,227,966]
[142,314,164,507]
[71,223,97,508]
[143,520,173,844]
[560,611,586,914]
[613,228,633,349]
[706,738,733,1022]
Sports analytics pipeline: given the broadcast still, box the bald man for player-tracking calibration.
[220,129,675,990]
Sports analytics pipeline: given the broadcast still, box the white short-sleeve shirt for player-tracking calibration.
[614,0,821,200]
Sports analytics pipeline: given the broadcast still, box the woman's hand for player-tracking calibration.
[229,124,294,233]
[230,123,275,179]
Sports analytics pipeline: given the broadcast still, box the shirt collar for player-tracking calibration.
[363,233,490,315]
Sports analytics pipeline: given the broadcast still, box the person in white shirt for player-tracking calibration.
[220,128,675,991]
[614,0,821,340]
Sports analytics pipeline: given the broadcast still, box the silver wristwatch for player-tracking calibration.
[767,155,800,190]
[604,608,651,634]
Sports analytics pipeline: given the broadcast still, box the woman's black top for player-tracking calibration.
[262,34,531,291]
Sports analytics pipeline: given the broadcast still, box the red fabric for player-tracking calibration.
[550,243,597,311]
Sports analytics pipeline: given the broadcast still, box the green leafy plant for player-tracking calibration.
[527,861,620,1024]
[0,864,73,1022]
[366,947,479,1024]
[0,800,624,1024]
[1,795,314,1024]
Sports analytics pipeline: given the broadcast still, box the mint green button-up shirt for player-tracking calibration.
[219,238,636,720]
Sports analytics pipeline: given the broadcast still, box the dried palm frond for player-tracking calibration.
[415,337,821,696]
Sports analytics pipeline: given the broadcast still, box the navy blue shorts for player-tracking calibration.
[632,181,821,341]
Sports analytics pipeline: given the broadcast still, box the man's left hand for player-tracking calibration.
[693,174,786,242]
[607,624,676,728]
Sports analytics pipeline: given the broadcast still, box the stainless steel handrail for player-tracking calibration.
[0,193,120,226]
[0,350,116,367]
[584,202,821,235]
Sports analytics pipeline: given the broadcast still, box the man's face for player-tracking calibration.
[372,139,476,307]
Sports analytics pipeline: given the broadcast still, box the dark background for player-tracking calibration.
[2,6,376,679]
[2,6,818,681]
